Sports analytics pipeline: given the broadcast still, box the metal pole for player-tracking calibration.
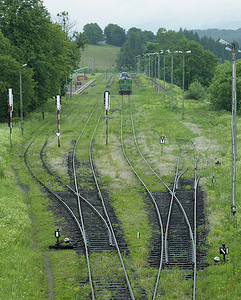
[144,55,147,76]
[19,64,27,135]
[57,109,60,147]
[8,88,13,147]
[20,66,24,135]
[231,43,237,217]
[148,54,151,84]
[106,109,108,145]
[163,53,166,100]
[10,105,13,147]
[171,53,173,109]
[154,54,157,89]
[182,53,185,120]
[151,55,153,85]
[70,75,72,100]
[219,39,239,218]
[158,53,160,93]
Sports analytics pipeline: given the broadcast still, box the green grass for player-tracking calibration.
[80,44,120,71]
[1,73,241,299]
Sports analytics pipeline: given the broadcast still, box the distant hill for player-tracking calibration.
[193,28,241,45]
[80,44,120,71]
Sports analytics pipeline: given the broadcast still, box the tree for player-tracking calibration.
[209,60,241,112]
[184,40,218,88]
[0,0,80,119]
[72,31,89,49]
[104,24,126,46]
[127,27,142,37]
[0,31,35,122]
[117,31,145,71]
[182,29,231,62]
[185,81,207,100]
[56,11,76,37]
[142,30,156,43]
[157,28,185,50]
[83,23,104,45]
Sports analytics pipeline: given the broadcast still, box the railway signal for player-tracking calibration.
[55,228,61,245]
[49,228,73,249]
[104,91,110,145]
[104,90,110,110]
[160,136,165,144]
[160,136,165,155]
[55,95,61,147]
[219,243,229,261]
[8,88,13,147]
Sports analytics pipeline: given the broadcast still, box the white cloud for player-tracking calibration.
[42,0,241,33]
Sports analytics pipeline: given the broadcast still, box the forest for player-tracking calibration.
[0,1,86,122]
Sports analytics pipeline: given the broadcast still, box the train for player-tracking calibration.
[119,72,132,95]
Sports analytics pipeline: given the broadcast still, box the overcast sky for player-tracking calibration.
[42,0,241,34]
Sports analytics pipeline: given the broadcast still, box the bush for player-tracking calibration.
[185,81,207,100]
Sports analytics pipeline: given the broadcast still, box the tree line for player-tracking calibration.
[109,25,240,113]
[1,2,239,122]
[0,1,88,122]
[115,27,218,91]
[82,23,155,47]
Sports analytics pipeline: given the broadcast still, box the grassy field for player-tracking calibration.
[1,73,241,299]
[80,44,120,72]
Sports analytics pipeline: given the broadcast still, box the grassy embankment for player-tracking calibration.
[80,44,120,72]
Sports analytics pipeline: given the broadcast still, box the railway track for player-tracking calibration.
[23,75,136,299]
[73,79,96,94]
[19,72,209,299]
[121,92,207,299]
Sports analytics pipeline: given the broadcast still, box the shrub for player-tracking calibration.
[185,81,207,100]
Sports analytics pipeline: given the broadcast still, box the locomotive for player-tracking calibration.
[119,72,132,95]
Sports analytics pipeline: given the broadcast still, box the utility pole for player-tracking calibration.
[19,63,27,135]
[8,88,13,147]
[219,39,241,218]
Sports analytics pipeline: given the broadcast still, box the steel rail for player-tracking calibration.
[128,95,197,298]
[72,83,104,300]
[128,94,194,245]
[187,137,200,300]
[126,97,166,299]
[40,139,113,245]
[121,95,164,299]
[89,105,135,300]
[24,139,86,240]
[23,78,105,300]
[129,112,195,253]
[72,75,123,299]
[150,78,168,92]
[74,79,96,94]
[164,154,181,264]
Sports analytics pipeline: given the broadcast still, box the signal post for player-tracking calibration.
[104,91,110,145]
[8,88,13,147]
[55,95,61,147]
